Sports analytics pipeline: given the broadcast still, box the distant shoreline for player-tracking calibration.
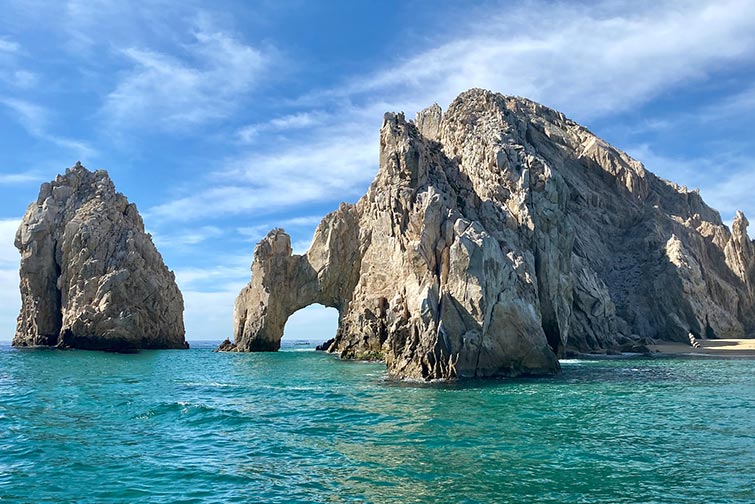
[3,338,755,359]
[568,339,755,360]
[650,339,755,358]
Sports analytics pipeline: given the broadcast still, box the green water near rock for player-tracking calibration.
[1,341,753,503]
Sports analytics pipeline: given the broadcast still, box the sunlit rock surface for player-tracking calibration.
[228,89,755,380]
[14,163,187,351]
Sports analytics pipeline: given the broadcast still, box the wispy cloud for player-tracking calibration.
[0,171,41,185]
[0,98,96,158]
[237,215,324,239]
[0,37,19,53]
[102,22,268,130]
[698,83,755,121]
[175,264,250,293]
[0,98,45,134]
[236,111,327,144]
[0,35,38,89]
[306,0,755,120]
[151,0,755,228]
[182,289,238,341]
[149,127,377,221]
[152,225,224,248]
[176,254,337,340]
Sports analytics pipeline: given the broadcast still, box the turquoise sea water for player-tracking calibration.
[1,341,754,503]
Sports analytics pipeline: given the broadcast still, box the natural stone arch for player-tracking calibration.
[232,205,362,352]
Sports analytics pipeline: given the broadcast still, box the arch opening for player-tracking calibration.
[282,304,339,347]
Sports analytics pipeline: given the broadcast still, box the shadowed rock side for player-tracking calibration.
[14,163,187,351]
[228,89,755,380]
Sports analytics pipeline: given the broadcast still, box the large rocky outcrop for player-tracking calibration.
[228,89,755,380]
[14,163,187,350]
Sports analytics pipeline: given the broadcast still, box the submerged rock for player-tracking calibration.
[228,89,755,380]
[14,163,187,351]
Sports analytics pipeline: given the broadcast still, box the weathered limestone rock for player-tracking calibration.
[14,163,187,350]
[229,89,755,380]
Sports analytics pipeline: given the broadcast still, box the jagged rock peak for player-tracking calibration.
[415,103,442,140]
[14,163,187,351]
[228,88,754,381]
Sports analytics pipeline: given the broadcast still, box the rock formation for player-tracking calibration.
[228,89,755,380]
[14,163,187,350]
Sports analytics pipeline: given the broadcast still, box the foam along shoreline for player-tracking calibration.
[651,339,755,358]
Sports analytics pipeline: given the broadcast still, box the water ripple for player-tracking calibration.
[0,347,753,503]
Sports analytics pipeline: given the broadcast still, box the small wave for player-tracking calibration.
[178,381,240,388]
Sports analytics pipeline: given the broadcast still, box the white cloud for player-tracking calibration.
[0,268,20,342]
[236,111,327,143]
[0,98,96,158]
[0,35,38,89]
[0,171,41,185]
[237,215,324,240]
[152,225,224,248]
[103,23,267,129]
[0,97,46,135]
[174,263,250,292]
[291,238,313,255]
[149,127,378,221]
[0,38,19,53]
[310,0,755,121]
[150,0,755,228]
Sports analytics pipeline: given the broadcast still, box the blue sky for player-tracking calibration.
[1,0,754,343]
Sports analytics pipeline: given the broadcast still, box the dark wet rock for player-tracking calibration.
[315,338,336,352]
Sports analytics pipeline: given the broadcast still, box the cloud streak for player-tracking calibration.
[148,126,378,222]
[102,22,268,130]
[0,98,96,158]
[311,0,755,120]
[150,0,755,227]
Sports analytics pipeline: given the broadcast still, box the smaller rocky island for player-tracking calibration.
[14,163,187,351]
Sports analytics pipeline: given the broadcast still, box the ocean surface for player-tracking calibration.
[0,341,753,503]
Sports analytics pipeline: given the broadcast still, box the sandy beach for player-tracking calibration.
[652,339,755,358]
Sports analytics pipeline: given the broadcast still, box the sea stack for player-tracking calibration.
[14,163,187,350]
[228,89,755,380]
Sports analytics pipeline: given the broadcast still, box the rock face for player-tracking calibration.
[229,89,755,380]
[14,163,187,350]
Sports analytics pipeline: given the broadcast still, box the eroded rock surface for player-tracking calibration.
[229,89,755,380]
[14,163,187,350]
